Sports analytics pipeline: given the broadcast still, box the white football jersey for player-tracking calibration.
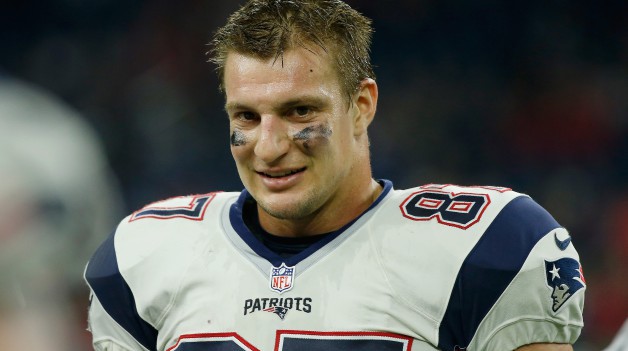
[85,180,585,351]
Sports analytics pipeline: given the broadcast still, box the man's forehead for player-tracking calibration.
[225,46,331,67]
[224,48,340,89]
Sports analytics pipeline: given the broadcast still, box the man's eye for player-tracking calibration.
[237,111,256,120]
[295,106,310,117]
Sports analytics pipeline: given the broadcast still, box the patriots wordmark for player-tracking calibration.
[244,297,313,319]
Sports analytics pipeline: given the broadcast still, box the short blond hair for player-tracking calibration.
[209,0,375,99]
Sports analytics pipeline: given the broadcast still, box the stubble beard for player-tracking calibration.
[256,186,326,221]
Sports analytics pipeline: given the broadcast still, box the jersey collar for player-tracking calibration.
[229,179,393,267]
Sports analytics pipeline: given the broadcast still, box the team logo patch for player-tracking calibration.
[270,263,295,293]
[545,258,586,312]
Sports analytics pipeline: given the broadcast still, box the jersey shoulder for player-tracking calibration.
[374,183,584,349]
[382,182,565,275]
[113,191,237,261]
[85,191,239,288]
[373,183,552,311]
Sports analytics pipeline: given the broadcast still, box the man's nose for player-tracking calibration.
[254,115,290,163]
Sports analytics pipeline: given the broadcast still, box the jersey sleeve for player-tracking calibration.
[84,229,158,351]
[438,195,585,350]
[88,294,151,351]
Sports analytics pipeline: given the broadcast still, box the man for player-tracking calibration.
[85,1,585,350]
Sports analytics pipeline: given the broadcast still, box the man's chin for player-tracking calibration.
[256,194,317,221]
[258,203,309,220]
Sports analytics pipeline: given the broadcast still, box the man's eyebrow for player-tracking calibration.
[224,102,249,112]
[278,96,327,109]
[225,96,328,113]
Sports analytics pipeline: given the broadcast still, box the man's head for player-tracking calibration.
[211,0,379,236]
[210,0,375,100]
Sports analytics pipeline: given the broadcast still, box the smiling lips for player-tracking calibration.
[257,167,306,178]
[256,167,307,190]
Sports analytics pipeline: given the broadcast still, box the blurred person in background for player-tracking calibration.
[0,74,123,350]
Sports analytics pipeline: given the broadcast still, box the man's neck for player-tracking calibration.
[257,178,383,237]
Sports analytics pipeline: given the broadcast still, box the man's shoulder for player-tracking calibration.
[371,183,564,308]
[120,190,238,243]
[86,191,240,276]
[373,183,583,350]
[380,182,562,262]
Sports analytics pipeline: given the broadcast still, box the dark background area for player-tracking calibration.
[1,0,626,349]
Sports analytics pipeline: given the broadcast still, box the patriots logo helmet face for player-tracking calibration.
[264,306,289,320]
[545,258,586,312]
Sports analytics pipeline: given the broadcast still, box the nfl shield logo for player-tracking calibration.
[270,263,295,293]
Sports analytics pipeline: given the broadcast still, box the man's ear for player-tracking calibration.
[352,78,378,137]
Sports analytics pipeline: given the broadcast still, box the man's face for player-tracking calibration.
[223,47,362,223]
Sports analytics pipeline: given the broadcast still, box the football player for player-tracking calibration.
[85,0,585,350]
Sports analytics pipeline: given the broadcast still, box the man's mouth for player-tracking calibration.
[257,167,306,178]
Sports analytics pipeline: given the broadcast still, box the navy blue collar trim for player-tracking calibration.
[229,179,393,267]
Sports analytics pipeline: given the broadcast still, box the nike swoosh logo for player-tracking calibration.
[554,232,571,251]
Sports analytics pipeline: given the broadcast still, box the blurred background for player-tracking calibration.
[0,0,625,350]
